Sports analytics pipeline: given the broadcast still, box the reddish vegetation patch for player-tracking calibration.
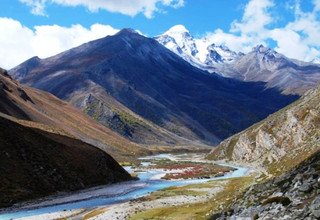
[154,162,234,180]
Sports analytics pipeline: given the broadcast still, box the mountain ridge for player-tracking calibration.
[10,29,298,145]
[156,26,320,95]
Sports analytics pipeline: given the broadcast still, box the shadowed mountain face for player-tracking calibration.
[10,29,299,144]
[0,68,133,207]
[0,68,148,162]
[0,113,132,208]
[208,84,320,175]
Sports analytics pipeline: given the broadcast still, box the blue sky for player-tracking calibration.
[1,0,320,68]
[1,0,251,36]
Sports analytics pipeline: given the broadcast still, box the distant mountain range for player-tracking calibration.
[9,29,298,146]
[156,25,320,95]
[0,68,132,207]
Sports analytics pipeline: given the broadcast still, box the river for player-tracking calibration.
[0,153,249,220]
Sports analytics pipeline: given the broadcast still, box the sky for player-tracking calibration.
[1,0,320,69]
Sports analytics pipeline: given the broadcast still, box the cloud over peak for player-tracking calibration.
[205,0,320,62]
[0,17,119,69]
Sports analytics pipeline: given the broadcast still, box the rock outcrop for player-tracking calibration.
[211,150,320,220]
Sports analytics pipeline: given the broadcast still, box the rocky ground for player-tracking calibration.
[90,185,224,220]
[211,151,320,220]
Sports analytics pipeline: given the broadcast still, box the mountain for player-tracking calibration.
[223,45,320,95]
[207,83,320,175]
[0,68,148,162]
[207,81,320,219]
[0,112,132,208]
[0,68,132,207]
[155,25,242,73]
[9,29,298,145]
[156,26,320,96]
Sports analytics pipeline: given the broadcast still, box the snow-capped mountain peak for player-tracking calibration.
[250,44,286,65]
[161,24,192,46]
[155,25,198,62]
[156,25,242,73]
[253,44,269,53]
[253,45,279,57]
[164,24,190,35]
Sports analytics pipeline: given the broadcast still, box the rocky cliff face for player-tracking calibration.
[212,150,320,220]
[208,85,320,174]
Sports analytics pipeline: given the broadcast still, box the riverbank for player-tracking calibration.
[0,180,150,220]
[0,153,251,220]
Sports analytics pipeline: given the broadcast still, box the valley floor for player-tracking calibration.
[0,153,254,220]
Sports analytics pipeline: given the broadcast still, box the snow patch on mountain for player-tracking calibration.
[155,25,243,73]
[311,57,320,64]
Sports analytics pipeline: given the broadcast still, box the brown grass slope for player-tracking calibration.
[0,68,149,162]
[0,113,132,208]
[207,84,320,175]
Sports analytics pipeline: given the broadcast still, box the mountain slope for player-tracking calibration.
[212,149,320,219]
[0,112,132,208]
[223,45,320,95]
[10,29,298,145]
[0,68,148,162]
[156,26,320,95]
[207,84,320,175]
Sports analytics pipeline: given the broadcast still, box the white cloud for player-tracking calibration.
[20,0,184,18]
[0,17,119,69]
[313,0,320,11]
[205,0,273,54]
[270,28,310,60]
[231,0,274,34]
[20,0,46,16]
[3,0,320,69]
[204,0,320,62]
